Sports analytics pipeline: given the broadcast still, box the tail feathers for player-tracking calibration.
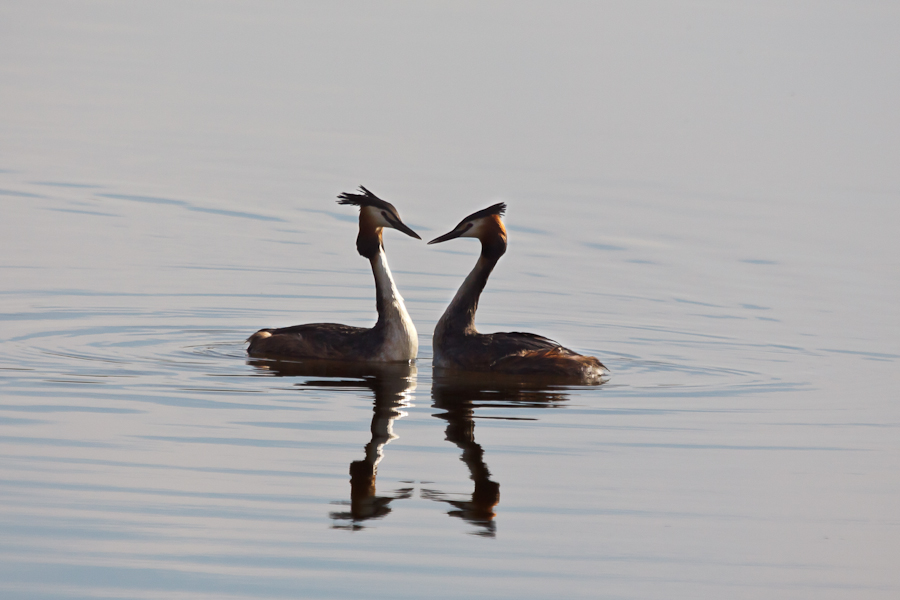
[246,330,273,343]
[491,347,609,381]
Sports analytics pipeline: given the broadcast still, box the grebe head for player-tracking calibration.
[428,202,507,259]
[338,186,421,258]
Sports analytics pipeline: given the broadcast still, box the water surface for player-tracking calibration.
[1,2,899,599]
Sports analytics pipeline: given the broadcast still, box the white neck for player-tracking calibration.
[371,249,418,362]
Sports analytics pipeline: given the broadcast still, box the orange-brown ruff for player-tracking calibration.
[429,203,608,383]
[247,187,420,362]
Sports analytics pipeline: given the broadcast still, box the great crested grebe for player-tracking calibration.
[247,187,420,362]
[428,203,608,382]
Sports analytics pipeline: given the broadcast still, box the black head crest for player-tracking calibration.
[461,202,506,223]
[336,186,394,213]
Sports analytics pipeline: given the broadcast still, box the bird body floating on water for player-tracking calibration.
[247,187,420,362]
[428,203,608,383]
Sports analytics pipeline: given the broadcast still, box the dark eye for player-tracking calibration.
[464,223,473,230]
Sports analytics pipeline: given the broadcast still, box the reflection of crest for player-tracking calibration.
[249,359,417,530]
[425,372,576,537]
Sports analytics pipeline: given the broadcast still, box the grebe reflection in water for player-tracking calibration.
[248,360,578,535]
[423,373,572,537]
[248,187,420,362]
[429,203,608,383]
[248,359,416,529]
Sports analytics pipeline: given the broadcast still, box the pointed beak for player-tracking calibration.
[389,218,421,240]
[428,226,466,245]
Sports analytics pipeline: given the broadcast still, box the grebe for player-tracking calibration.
[428,203,608,383]
[247,187,420,362]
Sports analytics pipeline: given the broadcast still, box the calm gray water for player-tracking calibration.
[2,2,899,599]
